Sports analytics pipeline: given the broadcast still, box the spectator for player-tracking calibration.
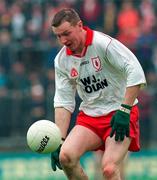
[80,0,102,29]
[6,61,30,135]
[139,0,156,33]
[136,22,156,82]
[0,0,11,30]
[0,65,8,97]
[26,4,43,41]
[28,72,46,122]
[11,3,26,41]
[138,89,153,148]
[0,29,12,72]
[0,65,11,137]
[116,1,140,49]
[103,1,117,36]
[152,46,157,73]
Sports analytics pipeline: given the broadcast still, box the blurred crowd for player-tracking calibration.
[0,0,157,149]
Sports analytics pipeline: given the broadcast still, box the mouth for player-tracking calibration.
[66,43,72,48]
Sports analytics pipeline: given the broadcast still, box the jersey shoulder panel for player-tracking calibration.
[54,46,67,69]
[93,31,113,52]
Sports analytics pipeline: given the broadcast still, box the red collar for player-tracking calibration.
[66,27,93,56]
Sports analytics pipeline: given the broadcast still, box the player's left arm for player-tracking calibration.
[110,84,141,141]
[104,39,146,141]
[122,85,141,106]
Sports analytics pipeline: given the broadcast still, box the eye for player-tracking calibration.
[63,32,70,36]
[56,31,71,39]
[57,34,61,39]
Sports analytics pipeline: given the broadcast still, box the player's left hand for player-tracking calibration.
[110,104,131,141]
[51,144,62,171]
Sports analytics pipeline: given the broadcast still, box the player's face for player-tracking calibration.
[52,21,84,52]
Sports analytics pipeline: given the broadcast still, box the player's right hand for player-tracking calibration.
[51,144,62,171]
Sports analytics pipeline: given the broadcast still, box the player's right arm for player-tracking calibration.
[54,60,76,137]
[51,54,76,171]
[55,107,71,139]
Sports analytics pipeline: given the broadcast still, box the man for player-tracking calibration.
[50,8,146,180]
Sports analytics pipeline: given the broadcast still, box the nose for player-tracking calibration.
[60,36,68,45]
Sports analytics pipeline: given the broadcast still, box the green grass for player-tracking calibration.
[0,151,157,180]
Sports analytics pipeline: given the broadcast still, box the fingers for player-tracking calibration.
[110,127,115,138]
[51,158,62,171]
[115,132,119,141]
[51,160,57,171]
[51,152,58,171]
[56,161,62,170]
[115,129,130,141]
[51,151,62,171]
[120,131,124,141]
[126,129,130,137]
[110,116,115,127]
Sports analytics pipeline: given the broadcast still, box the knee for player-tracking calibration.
[102,162,119,179]
[59,149,77,168]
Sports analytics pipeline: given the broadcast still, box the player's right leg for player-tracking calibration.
[59,125,103,180]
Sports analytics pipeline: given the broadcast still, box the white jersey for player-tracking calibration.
[54,27,146,116]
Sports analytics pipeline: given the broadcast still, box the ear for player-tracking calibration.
[77,20,83,28]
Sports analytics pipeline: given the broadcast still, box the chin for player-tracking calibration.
[69,47,75,51]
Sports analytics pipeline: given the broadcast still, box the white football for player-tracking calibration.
[27,120,61,154]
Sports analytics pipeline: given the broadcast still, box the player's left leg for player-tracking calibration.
[93,150,128,180]
[101,105,139,180]
[101,136,131,180]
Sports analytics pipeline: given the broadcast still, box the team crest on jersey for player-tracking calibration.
[70,68,78,77]
[91,56,102,71]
